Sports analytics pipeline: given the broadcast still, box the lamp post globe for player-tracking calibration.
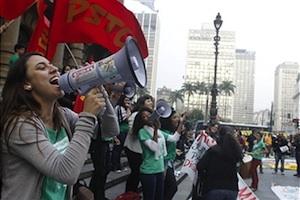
[210,13,222,123]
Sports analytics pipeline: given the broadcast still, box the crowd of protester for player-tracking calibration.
[1,51,300,200]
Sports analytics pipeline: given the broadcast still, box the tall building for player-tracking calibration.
[185,25,235,120]
[273,62,300,133]
[292,73,300,132]
[124,0,160,98]
[233,49,255,124]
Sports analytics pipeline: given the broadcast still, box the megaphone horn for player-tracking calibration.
[108,81,136,98]
[123,81,136,98]
[150,99,172,121]
[59,36,147,94]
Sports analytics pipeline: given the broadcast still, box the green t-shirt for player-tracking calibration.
[251,139,266,160]
[41,128,69,200]
[138,128,164,174]
[161,130,176,162]
[119,121,129,134]
[9,54,19,66]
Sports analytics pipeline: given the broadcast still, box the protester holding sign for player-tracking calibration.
[272,133,289,175]
[196,126,243,200]
[181,123,217,200]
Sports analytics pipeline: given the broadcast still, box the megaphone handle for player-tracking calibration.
[98,85,109,116]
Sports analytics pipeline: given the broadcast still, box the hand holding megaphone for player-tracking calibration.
[83,87,106,116]
[149,99,172,122]
[58,36,147,95]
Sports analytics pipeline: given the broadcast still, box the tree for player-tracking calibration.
[219,80,235,117]
[204,82,213,121]
[186,108,204,126]
[181,82,196,110]
[194,81,206,110]
[169,89,184,109]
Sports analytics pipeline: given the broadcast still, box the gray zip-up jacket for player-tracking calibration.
[1,105,119,200]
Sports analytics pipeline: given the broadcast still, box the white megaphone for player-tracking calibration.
[58,36,147,94]
[123,81,136,98]
[150,99,172,121]
[110,81,136,98]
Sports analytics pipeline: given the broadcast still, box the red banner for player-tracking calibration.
[47,0,148,59]
[27,0,50,55]
[0,0,37,20]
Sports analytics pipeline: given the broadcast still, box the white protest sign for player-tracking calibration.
[181,130,216,181]
[237,173,259,200]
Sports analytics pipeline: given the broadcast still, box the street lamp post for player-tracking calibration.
[210,13,223,123]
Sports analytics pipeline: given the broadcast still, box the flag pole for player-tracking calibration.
[64,43,80,68]
[0,19,15,34]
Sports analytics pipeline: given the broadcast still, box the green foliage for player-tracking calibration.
[169,90,184,105]
[219,80,235,96]
[186,108,204,126]
[181,82,196,110]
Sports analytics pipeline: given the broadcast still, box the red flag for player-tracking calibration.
[0,0,37,20]
[27,0,50,55]
[47,0,148,59]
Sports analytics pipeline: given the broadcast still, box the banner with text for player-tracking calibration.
[47,0,148,59]
[181,130,216,181]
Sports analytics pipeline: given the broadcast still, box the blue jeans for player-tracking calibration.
[275,153,285,172]
[140,172,164,200]
[204,189,238,200]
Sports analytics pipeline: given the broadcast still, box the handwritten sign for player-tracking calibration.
[181,130,216,181]
[237,174,259,200]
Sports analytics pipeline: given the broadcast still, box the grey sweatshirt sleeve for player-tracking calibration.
[99,97,120,137]
[8,113,97,185]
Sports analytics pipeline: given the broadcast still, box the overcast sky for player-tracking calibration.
[154,0,300,111]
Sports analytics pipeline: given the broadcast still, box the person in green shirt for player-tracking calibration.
[132,106,166,200]
[8,43,26,67]
[248,131,266,191]
[0,52,119,200]
[112,95,132,172]
[160,108,185,200]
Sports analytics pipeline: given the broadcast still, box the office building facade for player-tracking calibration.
[125,0,160,97]
[233,49,255,124]
[273,62,300,133]
[185,25,236,120]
